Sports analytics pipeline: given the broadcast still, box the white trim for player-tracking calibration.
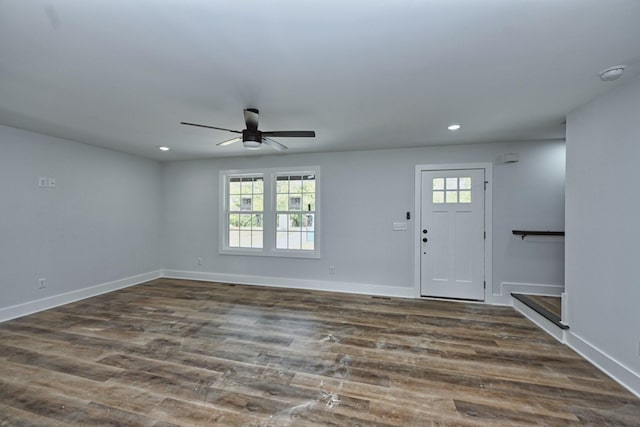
[490,281,565,305]
[413,162,493,302]
[219,166,321,259]
[560,292,568,326]
[500,281,564,296]
[162,269,415,299]
[565,332,640,399]
[0,270,162,322]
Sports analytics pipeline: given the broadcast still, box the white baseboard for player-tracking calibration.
[565,332,640,399]
[0,270,162,322]
[490,281,564,305]
[501,281,564,296]
[162,269,416,299]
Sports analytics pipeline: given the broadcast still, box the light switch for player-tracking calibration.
[38,176,48,187]
[48,177,56,188]
[393,222,408,231]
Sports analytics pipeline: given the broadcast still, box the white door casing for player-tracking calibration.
[414,164,492,301]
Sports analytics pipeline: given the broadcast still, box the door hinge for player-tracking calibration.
[484,231,486,239]
[484,180,488,190]
[484,281,486,289]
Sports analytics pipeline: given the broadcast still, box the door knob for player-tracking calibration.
[422,238,428,242]
[423,229,428,234]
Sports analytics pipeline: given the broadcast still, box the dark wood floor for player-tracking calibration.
[1,279,638,426]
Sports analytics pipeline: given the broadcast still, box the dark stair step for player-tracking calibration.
[511,293,569,330]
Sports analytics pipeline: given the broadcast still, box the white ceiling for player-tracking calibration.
[1,1,639,161]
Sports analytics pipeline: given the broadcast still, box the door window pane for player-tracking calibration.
[433,191,445,204]
[433,176,473,204]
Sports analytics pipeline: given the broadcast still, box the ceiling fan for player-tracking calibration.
[180,108,315,151]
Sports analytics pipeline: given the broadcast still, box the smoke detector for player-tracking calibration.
[599,66,625,82]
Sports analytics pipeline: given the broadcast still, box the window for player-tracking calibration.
[227,176,264,249]
[432,176,471,204]
[275,174,316,251]
[220,167,320,258]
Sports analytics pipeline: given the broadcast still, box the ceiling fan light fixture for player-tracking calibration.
[158,146,170,151]
[447,123,461,131]
[243,139,262,149]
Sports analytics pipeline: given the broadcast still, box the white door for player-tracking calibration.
[420,169,485,300]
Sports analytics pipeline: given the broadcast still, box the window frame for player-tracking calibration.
[226,174,265,252]
[219,166,321,259]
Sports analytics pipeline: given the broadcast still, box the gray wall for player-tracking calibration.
[0,125,565,313]
[0,126,162,310]
[566,75,640,384]
[162,140,565,301]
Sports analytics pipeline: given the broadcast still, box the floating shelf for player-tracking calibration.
[512,230,565,240]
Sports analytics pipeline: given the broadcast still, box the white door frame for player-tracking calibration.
[414,163,493,300]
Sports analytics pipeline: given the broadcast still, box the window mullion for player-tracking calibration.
[262,173,276,253]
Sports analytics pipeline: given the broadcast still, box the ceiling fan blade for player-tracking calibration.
[244,108,259,131]
[217,137,242,147]
[261,130,315,138]
[181,122,242,134]
[263,137,288,151]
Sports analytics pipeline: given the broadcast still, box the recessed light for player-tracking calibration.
[447,123,461,131]
[159,146,170,151]
[599,65,625,82]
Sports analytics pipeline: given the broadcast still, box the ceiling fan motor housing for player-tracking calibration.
[242,129,262,149]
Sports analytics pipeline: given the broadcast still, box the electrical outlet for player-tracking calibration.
[38,176,48,187]
[38,278,46,289]
[329,265,335,274]
[48,177,56,188]
[392,222,408,231]
[197,257,203,266]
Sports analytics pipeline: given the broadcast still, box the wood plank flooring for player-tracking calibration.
[1,278,638,426]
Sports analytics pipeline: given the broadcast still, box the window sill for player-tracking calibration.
[219,248,320,259]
